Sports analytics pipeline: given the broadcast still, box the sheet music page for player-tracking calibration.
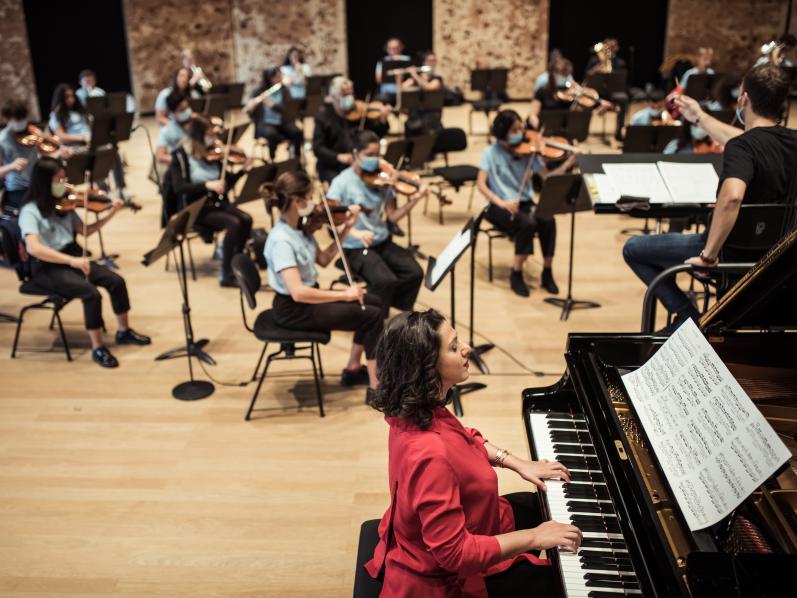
[657,161,719,205]
[431,227,472,287]
[585,173,620,204]
[603,163,674,204]
[621,319,791,531]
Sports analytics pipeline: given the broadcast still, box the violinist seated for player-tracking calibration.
[166,115,252,287]
[401,50,444,136]
[326,130,426,323]
[526,57,576,130]
[312,76,390,184]
[75,69,106,107]
[18,157,151,368]
[263,170,384,391]
[244,66,304,161]
[374,37,411,106]
[280,46,312,100]
[629,89,668,126]
[0,100,38,212]
[679,47,715,90]
[477,110,577,298]
[155,67,203,127]
[155,91,193,166]
[48,83,91,149]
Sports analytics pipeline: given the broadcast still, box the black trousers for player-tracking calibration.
[4,189,26,212]
[272,292,384,359]
[256,122,304,159]
[196,203,253,277]
[484,492,556,597]
[485,202,557,258]
[344,239,423,317]
[31,244,130,330]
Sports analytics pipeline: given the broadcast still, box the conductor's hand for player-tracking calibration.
[531,521,582,553]
[673,95,703,125]
[69,256,91,276]
[205,179,226,195]
[342,285,365,303]
[502,199,520,215]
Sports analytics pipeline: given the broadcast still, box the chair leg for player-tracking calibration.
[251,343,268,381]
[49,311,56,330]
[438,201,444,226]
[467,185,475,211]
[310,345,325,418]
[165,251,170,273]
[488,236,494,283]
[468,110,473,135]
[314,343,325,379]
[245,352,274,421]
[11,306,27,358]
[54,308,72,361]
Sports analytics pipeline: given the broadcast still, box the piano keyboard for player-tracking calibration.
[529,411,643,597]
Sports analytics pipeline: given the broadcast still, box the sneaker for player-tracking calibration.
[92,346,119,368]
[509,270,530,297]
[541,268,559,294]
[115,328,152,346]
[341,365,370,386]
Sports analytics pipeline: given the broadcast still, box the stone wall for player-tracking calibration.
[0,0,38,119]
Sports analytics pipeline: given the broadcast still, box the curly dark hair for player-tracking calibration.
[368,309,451,429]
[491,109,521,141]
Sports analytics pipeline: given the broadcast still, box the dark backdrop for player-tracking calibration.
[23,0,132,119]
[548,0,669,88]
[345,0,433,98]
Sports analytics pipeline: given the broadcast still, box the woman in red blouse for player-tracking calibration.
[365,310,582,597]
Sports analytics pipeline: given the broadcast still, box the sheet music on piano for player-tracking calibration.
[621,319,791,531]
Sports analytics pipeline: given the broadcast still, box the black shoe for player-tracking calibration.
[541,268,559,294]
[116,328,152,346]
[341,365,369,386]
[509,270,530,297]
[92,345,119,368]
[219,275,238,288]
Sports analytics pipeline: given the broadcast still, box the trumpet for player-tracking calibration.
[760,40,785,65]
[191,65,213,93]
[593,41,613,73]
[386,65,433,76]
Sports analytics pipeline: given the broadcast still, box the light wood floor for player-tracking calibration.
[0,103,736,596]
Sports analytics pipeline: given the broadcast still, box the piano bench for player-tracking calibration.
[352,519,383,598]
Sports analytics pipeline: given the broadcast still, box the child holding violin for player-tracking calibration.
[326,130,426,320]
[262,170,383,390]
[244,66,304,160]
[0,100,39,211]
[18,157,150,368]
[477,109,577,297]
[166,115,253,287]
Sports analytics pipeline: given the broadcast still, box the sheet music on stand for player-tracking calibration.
[602,163,672,204]
[428,225,472,290]
[656,161,719,205]
[621,319,790,531]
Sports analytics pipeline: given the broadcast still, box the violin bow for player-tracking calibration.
[358,92,371,131]
[318,188,365,311]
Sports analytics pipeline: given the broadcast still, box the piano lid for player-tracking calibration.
[700,226,797,334]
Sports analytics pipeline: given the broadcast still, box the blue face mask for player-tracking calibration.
[176,107,192,123]
[735,106,745,126]
[9,120,27,133]
[339,95,355,111]
[359,156,380,173]
[507,132,524,146]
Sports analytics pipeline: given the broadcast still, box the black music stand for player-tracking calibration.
[234,164,276,219]
[221,122,251,146]
[213,82,245,109]
[470,68,508,96]
[683,72,721,102]
[539,109,592,142]
[623,125,680,153]
[424,218,485,416]
[90,112,133,149]
[584,71,627,98]
[538,175,601,321]
[85,92,128,116]
[144,198,214,401]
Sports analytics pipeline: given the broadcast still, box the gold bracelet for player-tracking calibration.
[493,448,512,468]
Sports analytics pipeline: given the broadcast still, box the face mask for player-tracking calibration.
[736,103,745,127]
[51,182,66,198]
[204,136,215,147]
[507,132,524,146]
[176,107,192,123]
[297,201,315,217]
[554,75,569,87]
[359,155,380,173]
[731,88,740,100]
[339,95,355,111]
[690,125,708,140]
[9,120,27,133]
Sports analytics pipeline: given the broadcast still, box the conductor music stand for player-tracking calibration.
[144,198,214,401]
[424,218,485,416]
[537,175,601,321]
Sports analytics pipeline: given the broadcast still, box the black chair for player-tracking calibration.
[231,254,330,419]
[352,519,383,598]
[431,128,480,211]
[0,225,73,360]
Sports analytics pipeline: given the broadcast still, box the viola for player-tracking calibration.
[206,140,247,165]
[555,82,618,113]
[302,200,371,235]
[345,100,389,122]
[16,124,60,154]
[361,161,452,205]
[513,130,578,161]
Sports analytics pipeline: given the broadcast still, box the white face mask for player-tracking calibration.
[297,200,315,217]
[9,120,27,133]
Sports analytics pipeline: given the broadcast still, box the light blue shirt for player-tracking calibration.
[76,86,106,106]
[280,64,312,99]
[262,89,284,125]
[376,54,410,95]
[327,166,393,249]
[630,106,660,126]
[155,87,201,122]
[534,72,574,92]
[264,218,318,295]
[478,143,540,202]
[19,202,82,251]
[0,126,37,191]
[680,67,714,89]
[187,154,221,184]
[157,120,187,152]
[48,111,91,141]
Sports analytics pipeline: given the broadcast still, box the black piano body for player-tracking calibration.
[523,228,797,597]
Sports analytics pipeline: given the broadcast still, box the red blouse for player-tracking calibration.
[365,407,547,597]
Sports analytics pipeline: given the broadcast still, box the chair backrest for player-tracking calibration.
[432,127,467,155]
[0,220,26,282]
[408,132,437,170]
[231,253,261,309]
[721,204,793,264]
[383,139,411,169]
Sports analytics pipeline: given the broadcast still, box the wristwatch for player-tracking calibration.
[699,250,718,263]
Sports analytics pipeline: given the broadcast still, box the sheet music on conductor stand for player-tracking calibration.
[657,161,719,204]
[621,319,790,531]
[602,163,672,204]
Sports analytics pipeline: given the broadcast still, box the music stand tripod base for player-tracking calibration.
[172,379,215,401]
[543,296,601,321]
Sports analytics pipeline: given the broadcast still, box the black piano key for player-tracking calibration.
[581,554,632,566]
[580,550,629,559]
[569,471,605,483]
[581,560,634,572]
[567,501,615,514]
[550,431,592,443]
[581,539,627,550]
[553,443,596,456]
[564,484,610,500]
[556,456,601,470]
[589,591,639,598]
[545,412,580,419]
[572,519,621,534]
[586,580,641,590]
[585,573,637,583]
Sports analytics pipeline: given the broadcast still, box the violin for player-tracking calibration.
[55,185,142,214]
[16,124,60,154]
[360,161,453,205]
[513,130,578,161]
[206,139,247,165]
[345,100,389,122]
[555,81,617,113]
[302,199,372,235]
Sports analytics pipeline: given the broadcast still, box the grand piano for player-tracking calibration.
[523,227,797,597]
